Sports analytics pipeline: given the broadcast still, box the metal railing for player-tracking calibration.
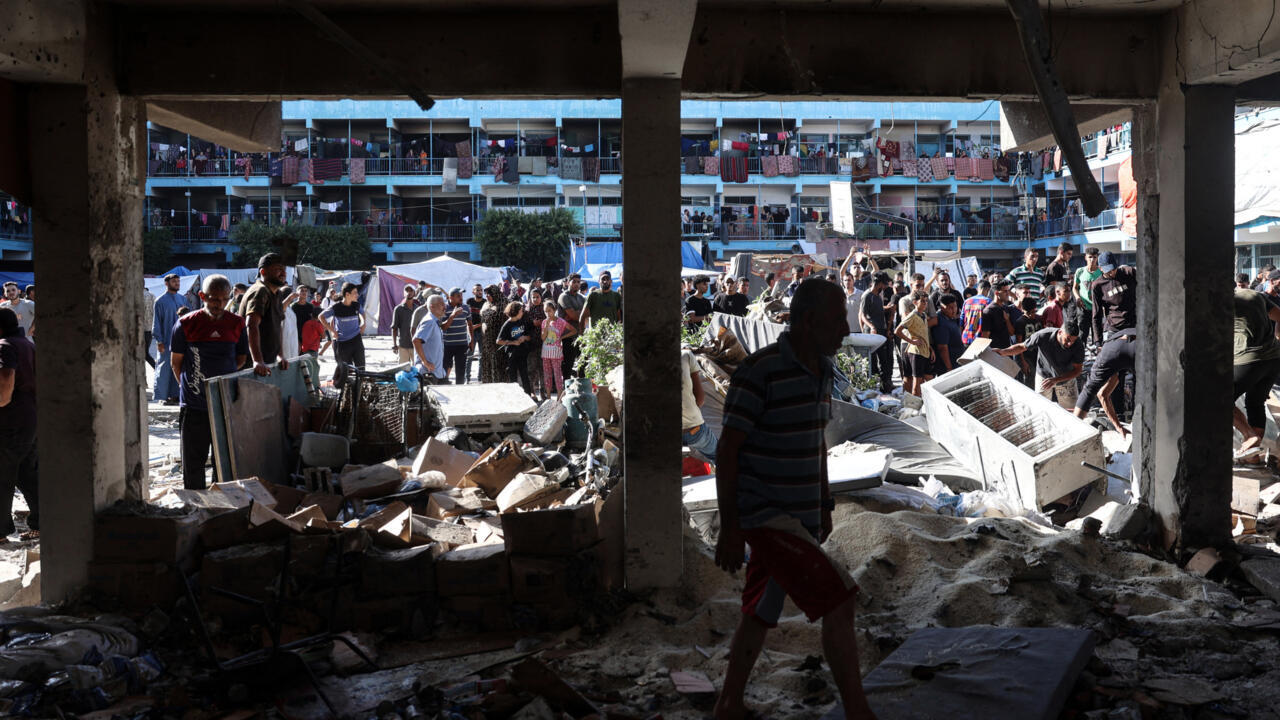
[1081,127,1132,159]
[1034,208,1120,238]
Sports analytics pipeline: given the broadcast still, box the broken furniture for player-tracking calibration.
[923,360,1104,510]
[336,364,434,461]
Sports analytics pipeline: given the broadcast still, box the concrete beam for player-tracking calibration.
[617,0,696,79]
[1177,0,1280,85]
[621,77,682,589]
[1237,71,1280,105]
[146,100,282,154]
[0,0,84,84]
[115,7,1158,101]
[681,9,1162,101]
[999,102,1134,152]
[118,8,623,99]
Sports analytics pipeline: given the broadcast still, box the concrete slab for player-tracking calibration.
[822,626,1095,720]
[1242,558,1280,604]
[427,383,537,434]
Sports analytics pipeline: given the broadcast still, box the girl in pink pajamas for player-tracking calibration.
[540,300,576,398]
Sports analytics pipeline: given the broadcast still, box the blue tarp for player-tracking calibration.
[157,265,194,277]
[570,241,704,272]
[0,273,34,288]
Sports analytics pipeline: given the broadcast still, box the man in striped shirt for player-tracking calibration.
[961,279,993,345]
[713,278,876,720]
[1010,246,1045,303]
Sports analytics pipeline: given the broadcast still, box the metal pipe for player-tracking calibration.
[1081,460,1129,483]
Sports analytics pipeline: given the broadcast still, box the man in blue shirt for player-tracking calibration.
[152,273,190,405]
[413,295,448,383]
[932,295,967,375]
[170,275,248,489]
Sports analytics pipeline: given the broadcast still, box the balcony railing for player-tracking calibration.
[0,226,33,244]
[1034,208,1120,238]
[1081,127,1132,159]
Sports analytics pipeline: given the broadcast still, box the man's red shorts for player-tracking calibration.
[740,516,859,627]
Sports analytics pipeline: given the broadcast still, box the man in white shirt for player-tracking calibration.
[0,283,34,341]
[681,349,717,463]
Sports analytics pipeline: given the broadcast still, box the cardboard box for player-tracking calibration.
[302,491,344,520]
[502,500,603,556]
[87,561,182,610]
[94,512,202,566]
[435,543,509,596]
[412,437,478,485]
[267,482,308,514]
[360,544,436,598]
[198,507,251,551]
[459,440,525,498]
[351,596,433,636]
[508,551,597,605]
[439,593,512,631]
[426,488,496,520]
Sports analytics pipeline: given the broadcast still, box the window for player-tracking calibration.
[565,195,621,207]
[948,134,970,155]
[681,196,712,206]
[917,134,942,157]
[723,195,757,206]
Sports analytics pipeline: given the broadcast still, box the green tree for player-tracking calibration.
[474,208,579,277]
[230,222,374,270]
[574,318,625,383]
[143,228,174,275]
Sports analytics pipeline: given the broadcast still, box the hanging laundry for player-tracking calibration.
[503,158,520,184]
[777,154,797,177]
[1097,133,1110,160]
[270,158,283,178]
[1053,148,1063,172]
[720,155,748,183]
[703,156,719,176]
[458,156,473,179]
[560,157,583,181]
[977,158,995,181]
[442,158,458,192]
[583,144,595,153]
[220,214,229,231]
[295,138,308,151]
[731,141,749,151]
[709,139,719,152]
[955,157,974,179]
[917,158,934,182]
[582,157,600,183]
[931,157,948,180]
[684,156,700,174]
[492,156,506,182]
[200,213,207,224]
[243,202,254,217]
[311,158,343,181]
[761,155,779,177]
[993,155,1011,181]
[456,140,472,158]
[349,157,366,184]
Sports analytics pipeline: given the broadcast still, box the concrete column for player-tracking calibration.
[1141,70,1235,550]
[27,10,147,600]
[621,77,682,588]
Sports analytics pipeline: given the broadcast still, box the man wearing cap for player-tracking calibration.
[152,272,190,404]
[1088,251,1137,346]
[243,253,290,376]
[441,287,472,384]
[558,274,586,378]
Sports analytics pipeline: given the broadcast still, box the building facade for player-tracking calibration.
[131,99,1136,270]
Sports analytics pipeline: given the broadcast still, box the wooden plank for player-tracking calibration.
[224,378,287,484]
[207,380,234,485]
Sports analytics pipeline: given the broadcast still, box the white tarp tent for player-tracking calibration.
[1236,116,1280,227]
[370,255,504,333]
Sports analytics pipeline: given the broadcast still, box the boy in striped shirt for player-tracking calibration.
[713,278,877,720]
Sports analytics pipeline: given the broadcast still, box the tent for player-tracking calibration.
[156,265,194,278]
[570,240,705,272]
[1236,116,1280,228]
[370,256,504,333]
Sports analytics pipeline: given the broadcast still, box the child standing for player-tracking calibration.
[540,300,576,398]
